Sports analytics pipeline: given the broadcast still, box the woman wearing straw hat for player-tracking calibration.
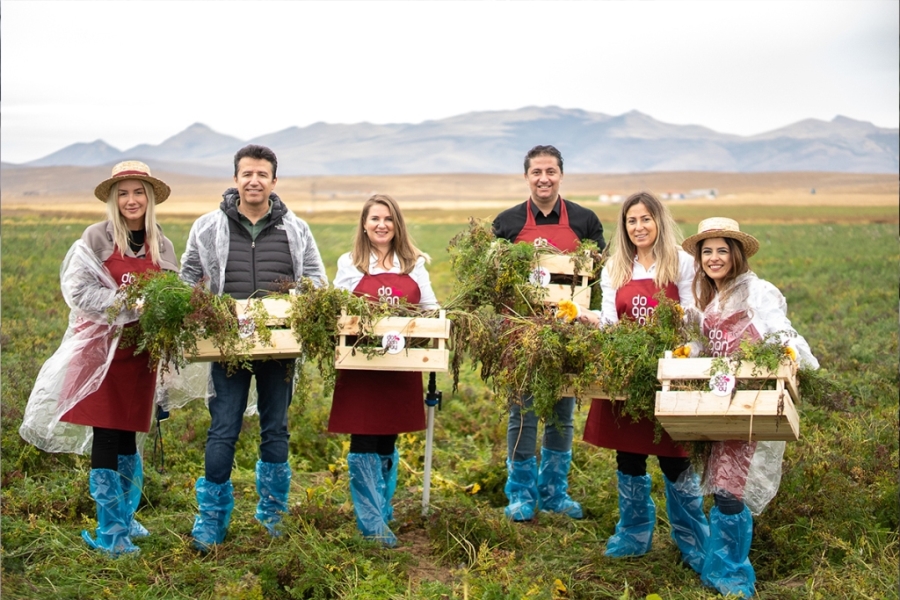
[577,191,709,573]
[680,217,819,597]
[19,161,178,556]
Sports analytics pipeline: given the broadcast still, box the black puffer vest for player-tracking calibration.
[220,192,294,299]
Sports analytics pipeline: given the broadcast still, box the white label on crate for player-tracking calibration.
[709,370,735,397]
[238,316,256,339]
[529,266,551,287]
[381,331,406,354]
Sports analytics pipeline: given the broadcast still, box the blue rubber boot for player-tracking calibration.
[81,468,140,556]
[664,474,709,573]
[347,453,397,547]
[118,453,149,538]
[255,460,291,536]
[504,457,539,521]
[191,478,235,552]
[380,450,399,523]
[537,448,583,519]
[701,506,756,598]
[605,471,656,557]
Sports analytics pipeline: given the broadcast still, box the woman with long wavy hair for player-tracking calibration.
[579,191,709,573]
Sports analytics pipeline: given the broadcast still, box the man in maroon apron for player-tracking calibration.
[492,145,606,521]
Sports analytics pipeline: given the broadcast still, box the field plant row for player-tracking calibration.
[1,217,897,599]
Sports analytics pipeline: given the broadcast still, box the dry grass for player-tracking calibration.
[2,168,897,222]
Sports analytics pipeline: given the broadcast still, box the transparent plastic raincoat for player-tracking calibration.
[687,272,819,514]
[19,240,143,454]
[176,191,328,411]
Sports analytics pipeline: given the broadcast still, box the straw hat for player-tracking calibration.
[94,161,171,203]
[682,217,760,257]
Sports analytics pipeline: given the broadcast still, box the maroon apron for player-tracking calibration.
[60,248,161,433]
[583,277,688,457]
[514,198,581,252]
[704,309,760,498]
[328,272,427,434]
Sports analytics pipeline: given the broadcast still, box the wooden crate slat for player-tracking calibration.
[784,362,801,403]
[234,298,292,326]
[190,329,302,362]
[657,357,795,381]
[334,311,451,372]
[543,284,592,310]
[538,254,593,277]
[561,384,616,401]
[337,315,450,338]
[335,347,449,372]
[655,390,799,441]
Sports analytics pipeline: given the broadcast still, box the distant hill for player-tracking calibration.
[13,107,899,176]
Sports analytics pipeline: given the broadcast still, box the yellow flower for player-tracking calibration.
[673,304,684,318]
[784,346,797,361]
[555,299,580,323]
[673,345,691,359]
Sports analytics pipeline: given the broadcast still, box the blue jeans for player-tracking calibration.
[206,359,295,484]
[507,396,576,462]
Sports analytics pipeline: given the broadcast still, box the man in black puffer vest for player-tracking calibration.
[181,144,327,551]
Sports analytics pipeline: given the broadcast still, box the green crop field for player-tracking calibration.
[1,213,897,599]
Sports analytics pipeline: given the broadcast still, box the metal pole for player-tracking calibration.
[422,372,441,515]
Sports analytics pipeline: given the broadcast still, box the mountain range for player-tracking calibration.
[9,106,898,176]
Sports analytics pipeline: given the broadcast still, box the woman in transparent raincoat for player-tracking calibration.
[19,161,178,556]
[680,217,819,598]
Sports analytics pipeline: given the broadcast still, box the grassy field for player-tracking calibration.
[1,211,897,599]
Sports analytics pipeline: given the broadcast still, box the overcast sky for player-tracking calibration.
[2,0,897,164]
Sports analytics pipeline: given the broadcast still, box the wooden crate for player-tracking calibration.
[655,355,800,442]
[561,381,614,402]
[335,310,450,372]
[189,298,303,362]
[537,254,593,311]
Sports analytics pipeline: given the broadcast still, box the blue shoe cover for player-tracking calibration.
[347,453,397,547]
[82,468,140,557]
[255,460,291,536]
[192,478,235,552]
[537,448,583,519]
[118,453,149,538]
[605,471,656,557]
[380,450,399,523]
[664,472,709,573]
[701,506,756,598]
[504,457,539,521]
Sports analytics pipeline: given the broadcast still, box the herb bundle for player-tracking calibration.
[445,218,602,316]
[285,278,433,400]
[444,218,686,422]
[110,271,253,373]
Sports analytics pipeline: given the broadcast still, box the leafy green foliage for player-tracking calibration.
[284,278,424,403]
[113,270,252,374]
